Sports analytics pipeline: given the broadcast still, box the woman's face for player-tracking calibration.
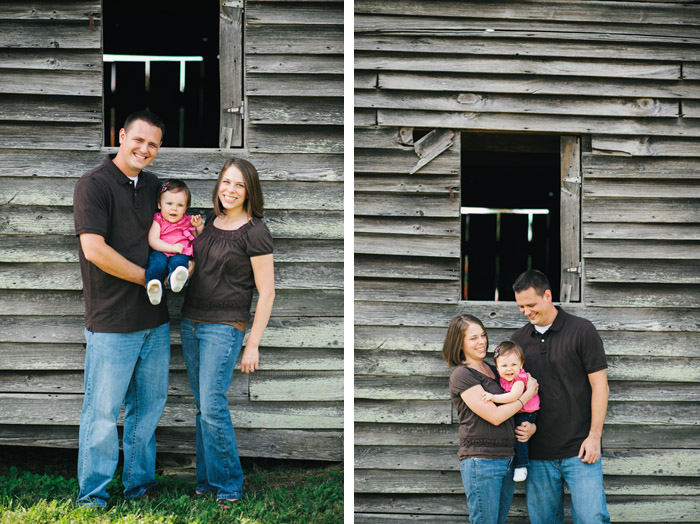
[461,323,488,364]
[217,165,247,214]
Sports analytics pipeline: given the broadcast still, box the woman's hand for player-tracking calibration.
[240,343,259,374]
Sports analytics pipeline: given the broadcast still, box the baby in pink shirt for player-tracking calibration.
[145,179,204,305]
[482,340,540,482]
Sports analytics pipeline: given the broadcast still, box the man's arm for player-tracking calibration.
[80,233,146,286]
[578,368,609,463]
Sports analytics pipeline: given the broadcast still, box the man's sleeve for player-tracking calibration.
[74,175,109,237]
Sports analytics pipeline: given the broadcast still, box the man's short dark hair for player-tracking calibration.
[513,269,551,296]
[123,110,165,141]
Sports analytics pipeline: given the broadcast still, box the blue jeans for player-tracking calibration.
[459,457,515,524]
[514,411,537,468]
[526,456,610,524]
[180,317,245,500]
[145,251,190,287]
[77,323,170,507]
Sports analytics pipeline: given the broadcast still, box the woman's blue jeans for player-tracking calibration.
[526,457,610,524]
[180,316,245,499]
[459,456,516,524]
[77,323,170,507]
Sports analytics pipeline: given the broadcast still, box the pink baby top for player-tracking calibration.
[154,212,196,257]
[501,368,540,413]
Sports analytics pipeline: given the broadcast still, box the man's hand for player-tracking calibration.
[187,259,195,278]
[578,433,602,463]
[515,421,536,443]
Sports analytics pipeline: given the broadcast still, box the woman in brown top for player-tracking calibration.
[443,314,538,524]
[180,158,275,508]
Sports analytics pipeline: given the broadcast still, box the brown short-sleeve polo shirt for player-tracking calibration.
[73,156,169,332]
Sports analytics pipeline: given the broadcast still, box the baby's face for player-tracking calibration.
[495,352,523,382]
[159,190,188,223]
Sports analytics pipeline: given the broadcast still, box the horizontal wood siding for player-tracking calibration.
[0,1,343,462]
[355,1,700,521]
[245,1,343,153]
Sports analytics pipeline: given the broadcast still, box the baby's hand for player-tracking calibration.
[173,243,184,254]
[481,392,494,403]
[190,215,202,228]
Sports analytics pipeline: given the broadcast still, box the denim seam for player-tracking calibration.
[125,339,141,495]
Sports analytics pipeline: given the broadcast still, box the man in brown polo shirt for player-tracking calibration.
[73,110,171,508]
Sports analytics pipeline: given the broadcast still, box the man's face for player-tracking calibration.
[514,287,556,327]
[117,120,162,176]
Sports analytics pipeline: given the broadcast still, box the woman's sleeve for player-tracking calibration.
[449,366,479,396]
[246,220,274,256]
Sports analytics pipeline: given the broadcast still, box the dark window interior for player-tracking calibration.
[461,132,561,302]
[103,1,221,147]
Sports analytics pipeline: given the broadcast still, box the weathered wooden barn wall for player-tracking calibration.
[0,0,343,462]
[355,1,700,521]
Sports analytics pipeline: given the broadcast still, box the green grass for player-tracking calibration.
[0,462,343,524]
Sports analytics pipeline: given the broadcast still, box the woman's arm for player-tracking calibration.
[483,380,525,404]
[240,253,275,373]
[148,220,183,254]
[462,376,538,426]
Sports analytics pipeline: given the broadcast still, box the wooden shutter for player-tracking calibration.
[219,0,244,148]
[560,135,582,302]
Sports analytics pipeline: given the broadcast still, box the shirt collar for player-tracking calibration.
[105,154,139,186]
[527,305,566,336]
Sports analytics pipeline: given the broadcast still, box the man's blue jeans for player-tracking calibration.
[77,323,170,507]
[526,456,610,524]
[459,457,515,524]
[146,251,190,287]
[180,317,245,500]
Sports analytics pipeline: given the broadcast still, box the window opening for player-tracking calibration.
[461,132,562,302]
[103,1,220,147]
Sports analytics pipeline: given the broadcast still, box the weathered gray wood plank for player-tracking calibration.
[0,2,100,21]
[375,72,700,99]
[0,206,342,239]
[353,1,700,26]
[583,223,700,241]
[355,445,700,476]
[246,4,343,25]
[354,300,700,332]
[0,123,102,149]
[247,25,343,54]
[0,21,101,49]
[357,90,679,117]
[355,256,460,281]
[583,155,700,178]
[584,179,700,199]
[354,422,700,449]
[355,174,460,194]
[583,198,699,223]
[591,136,700,157]
[0,95,101,122]
[0,177,343,211]
[247,54,342,74]
[247,74,342,97]
[355,71,378,89]
[355,279,460,304]
[0,236,343,263]
[0,343,343,372]
[246,126,343,154]
[355,54,682,80]
[355,400,452,425]
[584,284,700,308]
[0,394,343,428]
[0,288,342,317]
[355,216,459,237]
[0,49,100,71]
[355,34,700,62]
[0,425,342,461]
[355,194,459,218]
[250,371,343,401]
[355,147,460,175]
[0,149,343,181]
[583,240,700,260]
[377,109,700,138]
[355,234,459,258]
[248,97,343,125]
[585,259,700,284]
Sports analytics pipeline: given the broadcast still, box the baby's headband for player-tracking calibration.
[160,181,170,193]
